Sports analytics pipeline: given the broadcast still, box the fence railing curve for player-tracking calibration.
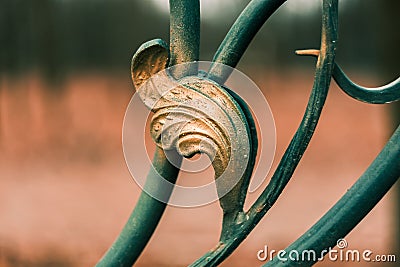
[97,0,400,266]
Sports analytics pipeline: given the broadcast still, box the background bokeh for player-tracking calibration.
[0,0,399,266]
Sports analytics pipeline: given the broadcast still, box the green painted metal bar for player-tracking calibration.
[332,63,400,104]
[246,0,338,226]
[191,1,338,265]
[97,1,200,266]
[207,0,287,84]
[264,124,400,266]
[169,0,200,77]
[97,148,181,267]
[97,0,400,266]
[296,51,400,104]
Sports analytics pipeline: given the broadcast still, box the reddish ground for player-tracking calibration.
[0,70,397,266]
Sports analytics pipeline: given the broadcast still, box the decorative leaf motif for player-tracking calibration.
[131,39,170,91]
[131,39,253,226]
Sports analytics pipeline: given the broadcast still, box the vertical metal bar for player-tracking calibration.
[169,0,200,77]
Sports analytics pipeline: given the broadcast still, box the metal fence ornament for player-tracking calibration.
[97,0,400,266]
[130,39,257,241]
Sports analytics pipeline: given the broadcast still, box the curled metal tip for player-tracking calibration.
[333,64,400,104]
[296,48,400,104]
[131,39,169,91]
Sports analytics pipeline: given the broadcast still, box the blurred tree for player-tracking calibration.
[0,0,397,89]
[29,0,59,79]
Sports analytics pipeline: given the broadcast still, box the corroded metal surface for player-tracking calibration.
[131,40,254,239]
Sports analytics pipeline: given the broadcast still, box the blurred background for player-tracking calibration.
[0,0,399,266]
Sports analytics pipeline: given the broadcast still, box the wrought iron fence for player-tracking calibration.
[97,0,400,266]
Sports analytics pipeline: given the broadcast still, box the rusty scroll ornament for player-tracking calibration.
[130,39,256,240]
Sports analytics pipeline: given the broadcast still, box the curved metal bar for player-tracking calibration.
[264,124,400,266]
[219,86,258,241]
[191,1,338,265]
[247,0,337,234]
[207,0,287,84]
[332,63,400,104]
[97,1,200,266]
[96,148,182,267]
[296,49,400,104]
